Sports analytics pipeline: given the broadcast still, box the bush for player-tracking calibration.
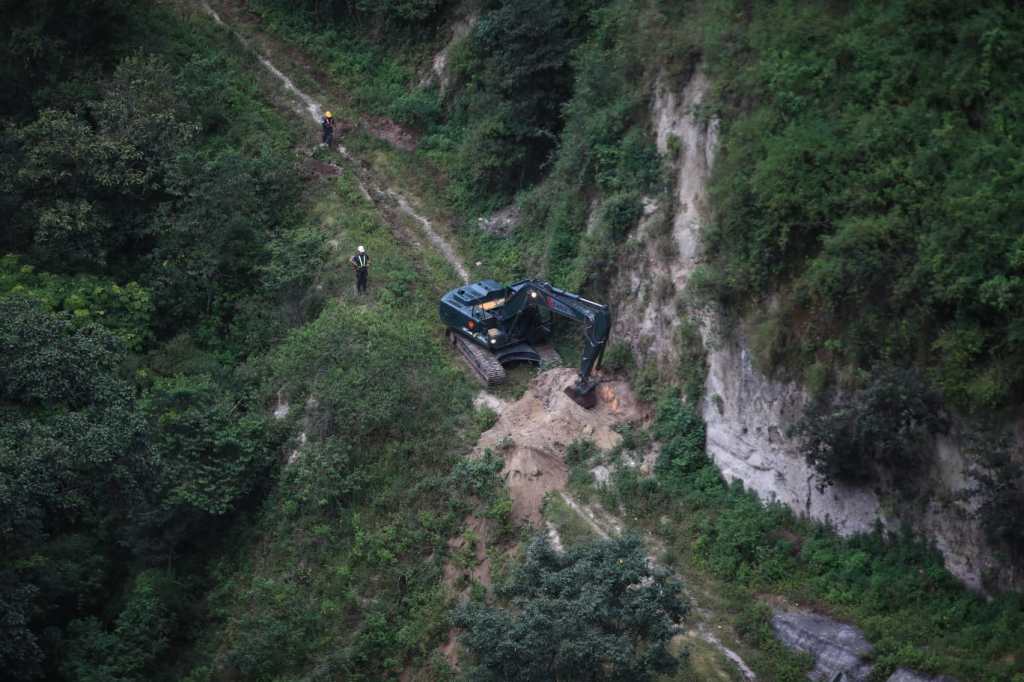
[450,450,505,499]
[565,439,599,466]
[599,191,644,242]
[1,255,153,351]
[791,367,948,487]
[455,535,686,681]
[389,88,441,128]
[653,398,707,489]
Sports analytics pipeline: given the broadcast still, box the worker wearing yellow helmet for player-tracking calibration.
[321,111,335,147]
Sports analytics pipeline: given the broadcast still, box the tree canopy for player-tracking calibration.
[456,535,686,681]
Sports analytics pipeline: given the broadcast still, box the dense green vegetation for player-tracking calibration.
[187,174,484,680]
[563,398,1024,681]
[693,0,1024,413]
[456,535,685,681]
[5,0,1023,680]
[0,1,308,678]
[452,0,669,290]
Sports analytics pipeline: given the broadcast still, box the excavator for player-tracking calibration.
[439,278,610,408]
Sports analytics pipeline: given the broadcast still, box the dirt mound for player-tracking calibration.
[473,368,643,524]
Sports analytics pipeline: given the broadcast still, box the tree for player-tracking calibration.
[0,296,146,680]
[0,0,129,118]
[792,367,948,487]
[0,296,146,544]
[142,374,270,517]
[450,0,604,196]
[61,571,176,682]
[455,535,686,681]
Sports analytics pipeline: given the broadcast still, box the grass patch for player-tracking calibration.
[541,492,599,549]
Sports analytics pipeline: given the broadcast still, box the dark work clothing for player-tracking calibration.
[322,118,334,145]
[351,252,370,293]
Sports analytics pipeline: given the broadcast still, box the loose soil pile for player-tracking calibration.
[472,368,643,525]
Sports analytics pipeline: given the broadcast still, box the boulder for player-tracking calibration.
[771,610,874,681]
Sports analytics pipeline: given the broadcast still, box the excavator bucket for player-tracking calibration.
[565,384,598,409]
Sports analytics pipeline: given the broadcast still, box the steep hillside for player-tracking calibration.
[4,0,1024,681]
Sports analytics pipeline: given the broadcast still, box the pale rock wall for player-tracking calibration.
[608,63,1019,591]
[704,341,885,536]
[420,10,477,97]
[609,65,717,364]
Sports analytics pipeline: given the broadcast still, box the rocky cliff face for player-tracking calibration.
[609,64,1020,592]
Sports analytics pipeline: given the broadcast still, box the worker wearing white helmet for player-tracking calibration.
[350,245,370,294]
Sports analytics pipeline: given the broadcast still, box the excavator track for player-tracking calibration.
[448,330,506,386]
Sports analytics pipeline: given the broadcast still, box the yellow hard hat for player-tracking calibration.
[325,111,333,118]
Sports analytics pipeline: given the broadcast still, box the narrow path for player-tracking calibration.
[199,0,469,284]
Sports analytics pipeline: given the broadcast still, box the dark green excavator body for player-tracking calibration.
[439,279,610,408]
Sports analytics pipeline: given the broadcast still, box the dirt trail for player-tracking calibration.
[199,0,469,284]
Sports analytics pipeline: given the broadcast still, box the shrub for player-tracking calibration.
[455,534,686,681]
[599,191,644,243]
[676,318,706,405]
[791,367,948,487]
[653,398,707,489]
[450,450,504,499]
[565,439,599,466]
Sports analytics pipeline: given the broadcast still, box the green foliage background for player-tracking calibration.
[3,0,1024,680]
[0,2,305,678]
[456,534,685,681]
[693,0,1024,412]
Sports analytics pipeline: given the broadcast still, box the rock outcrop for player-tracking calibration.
[771,609,958,682]
[607,62,1020,591]
[420,10,477,97]
[771,610,875,681]
[886,669,957,682]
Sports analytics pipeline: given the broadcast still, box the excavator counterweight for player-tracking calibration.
[439,279,610,409]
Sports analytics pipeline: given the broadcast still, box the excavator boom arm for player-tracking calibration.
[501,280,611,394]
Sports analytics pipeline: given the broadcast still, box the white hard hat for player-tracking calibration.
[357,245,365,253]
